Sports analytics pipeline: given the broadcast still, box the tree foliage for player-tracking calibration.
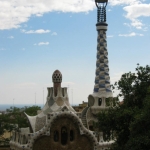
[97,64,150,150]
[0,105,41,139]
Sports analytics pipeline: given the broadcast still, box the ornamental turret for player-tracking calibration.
[93,0,112,98]
[87,0,112,117]
[52,70,62,96]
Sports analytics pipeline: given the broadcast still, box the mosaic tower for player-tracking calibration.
[94,0,112,98]
[86,2,114,145]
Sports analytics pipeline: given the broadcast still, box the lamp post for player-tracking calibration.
[95,0,108,23]
[95,0,108,6]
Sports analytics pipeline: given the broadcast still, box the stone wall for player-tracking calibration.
[33,117,94,150]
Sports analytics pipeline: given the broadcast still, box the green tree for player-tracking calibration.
[0,105,41,140]
[25,105,41,116]
[97,64,150,150]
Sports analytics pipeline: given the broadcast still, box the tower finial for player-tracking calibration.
[52,70,62,83]
[52,70,62,96]
[95,0,108,23]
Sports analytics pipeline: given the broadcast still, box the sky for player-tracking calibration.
[0,0,150,106]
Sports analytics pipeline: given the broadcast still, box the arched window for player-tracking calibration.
[61,127,68,145]
[89,126,94,131]
[54,130,59,142]
[98,98,102,106]
[70,130,74,141]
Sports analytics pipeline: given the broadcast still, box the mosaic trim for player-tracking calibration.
[94,29,112,95]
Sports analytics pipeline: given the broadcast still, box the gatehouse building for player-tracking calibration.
[10,0,113,149]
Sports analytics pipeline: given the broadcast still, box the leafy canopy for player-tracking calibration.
[97,64,150,150]
[0,105,41,139]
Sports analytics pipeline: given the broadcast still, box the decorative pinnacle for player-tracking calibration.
[95,0,108,23]
[52,70,62,83]
[52,70,62,96]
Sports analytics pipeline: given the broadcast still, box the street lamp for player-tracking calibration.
[95,0,108,23]
[95,0,108,6]
[95,0,108,3]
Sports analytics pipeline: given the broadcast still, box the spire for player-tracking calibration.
[93,0,112,98]
[52,70,62,96]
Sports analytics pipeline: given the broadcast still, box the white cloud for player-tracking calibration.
[118,32,144,37]
[36,14,43,17]
[0,0,149,30]
[130,19,143,29]
[0,0,95,30]
[38,42,49,46]
[108,1,150,29]
[51,32,57,36]
[123,4,150,29]
[22,29,50,34]
[123,23,131,27]
[109,0,141,6]
[124,4,150,19]
[8,36,14,39]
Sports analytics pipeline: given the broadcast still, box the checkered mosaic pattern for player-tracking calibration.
[94,29,112,94]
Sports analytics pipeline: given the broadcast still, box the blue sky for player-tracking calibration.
[0,0,150,106]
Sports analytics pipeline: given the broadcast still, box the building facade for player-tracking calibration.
[10,0,114,149]
[72,101,88,112]
[10,70,113,150]
[85,0,113,130]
